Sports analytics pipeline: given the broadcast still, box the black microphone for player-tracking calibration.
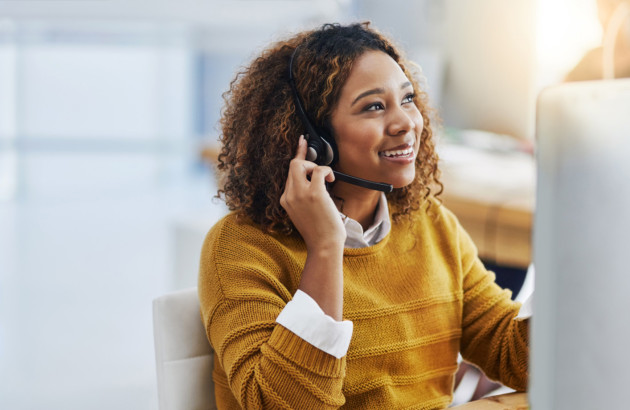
[332,171,393,193]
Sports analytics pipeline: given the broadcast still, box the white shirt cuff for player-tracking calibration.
[514,265,534,320]
[515,293,533,320]
[276,290,353,359]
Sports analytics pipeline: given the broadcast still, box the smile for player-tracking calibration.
[379,145,414,158]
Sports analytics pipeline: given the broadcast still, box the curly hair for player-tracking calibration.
[216,22,442,235]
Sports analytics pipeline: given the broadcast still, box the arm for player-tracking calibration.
[199,136,349,408]
[199,221,347,409]
[280,135,346,320]
[456,219,529,391]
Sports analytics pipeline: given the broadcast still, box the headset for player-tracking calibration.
[287,47,393,193]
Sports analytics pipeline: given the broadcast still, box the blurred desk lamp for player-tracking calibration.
[603,1,630,79]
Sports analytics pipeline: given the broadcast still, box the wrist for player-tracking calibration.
[300,241,344,321]
[305,240,344,260]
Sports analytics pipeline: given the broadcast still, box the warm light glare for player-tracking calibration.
[537,0,602,85]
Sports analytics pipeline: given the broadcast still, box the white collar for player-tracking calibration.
[340,193,391,248]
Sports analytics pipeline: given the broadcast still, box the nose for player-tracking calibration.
[386,105,419,137]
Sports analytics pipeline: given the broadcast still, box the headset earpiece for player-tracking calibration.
[305,139,319,163]
[321,137,335,165]
[305,132,334,166]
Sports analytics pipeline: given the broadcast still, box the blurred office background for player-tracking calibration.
[0,0,608,408]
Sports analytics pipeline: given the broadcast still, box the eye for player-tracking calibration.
[402,93,415,104]
[364,102,385,111]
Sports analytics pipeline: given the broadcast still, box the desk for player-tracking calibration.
[438,143,535,269]
[451,392,529,409]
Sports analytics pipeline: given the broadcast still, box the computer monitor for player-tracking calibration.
[531,78,630,409]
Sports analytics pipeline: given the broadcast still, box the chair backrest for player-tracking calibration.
[152,287,216,410]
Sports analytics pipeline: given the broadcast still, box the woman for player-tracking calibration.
[199,22,528,409]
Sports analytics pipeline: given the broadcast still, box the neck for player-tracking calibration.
[331,182,381,231]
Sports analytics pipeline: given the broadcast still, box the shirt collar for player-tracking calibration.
[341,193,391,248]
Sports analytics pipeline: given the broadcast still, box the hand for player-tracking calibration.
[280,136,346,252]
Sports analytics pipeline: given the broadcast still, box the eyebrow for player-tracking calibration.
[351,81,413,106]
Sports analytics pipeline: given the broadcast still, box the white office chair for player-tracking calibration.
[152,287,216,410]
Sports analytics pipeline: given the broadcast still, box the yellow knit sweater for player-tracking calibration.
[198,201,529,409]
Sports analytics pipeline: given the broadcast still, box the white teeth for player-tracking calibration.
[382,147,413,157]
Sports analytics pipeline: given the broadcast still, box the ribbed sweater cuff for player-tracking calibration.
[268,325,346,377]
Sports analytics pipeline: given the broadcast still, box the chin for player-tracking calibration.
[389,174,416,190]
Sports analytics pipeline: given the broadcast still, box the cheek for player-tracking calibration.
[414,115,424,145]
[414,110,424,131]
[335,123,375,151]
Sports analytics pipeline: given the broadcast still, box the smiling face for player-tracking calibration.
[329,50,423,191]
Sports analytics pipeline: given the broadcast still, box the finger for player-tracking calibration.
[324,169,335,184]
[285,158,316,201]
[310,166,335,188]
[288,156,316,180]
[294,135,307,160]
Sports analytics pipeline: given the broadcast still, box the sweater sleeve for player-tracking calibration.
[454,216,530,391]
[198,218,347,409]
